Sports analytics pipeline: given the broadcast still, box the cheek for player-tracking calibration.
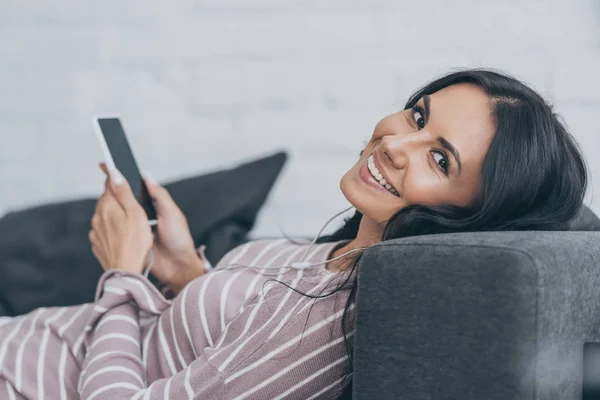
[402,173,448,204]
[364,111,412,153]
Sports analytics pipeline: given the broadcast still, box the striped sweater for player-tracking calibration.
[0,238,355,399]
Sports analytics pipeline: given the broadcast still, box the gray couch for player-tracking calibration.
[352,206,600,399]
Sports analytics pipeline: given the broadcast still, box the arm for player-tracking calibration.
[82,165,226,398]
[78,270,226,399]
[157,248,207,297]
[142,175,213,297]
[154,245,213,299]
[79,301,145,398]
[79,268,351,399]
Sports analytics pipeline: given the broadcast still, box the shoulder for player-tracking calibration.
[204,271,353,399]
[214,238,301,271]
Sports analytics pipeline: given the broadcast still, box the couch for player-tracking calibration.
[352,206,600,399]
[3,151,600,399]
[0,151,288,316]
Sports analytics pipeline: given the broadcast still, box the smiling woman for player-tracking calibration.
[326,69,587,259]
[313,68,589,399]
[0,68,589,400]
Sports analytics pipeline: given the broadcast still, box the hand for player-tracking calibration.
[89,163,154,274]
[143,173,205,294]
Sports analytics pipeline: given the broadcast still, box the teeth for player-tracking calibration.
[367,155,399,196]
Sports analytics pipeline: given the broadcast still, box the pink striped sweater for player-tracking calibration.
[0,238,355,399]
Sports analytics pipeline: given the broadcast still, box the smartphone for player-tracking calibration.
[93,117,158,226]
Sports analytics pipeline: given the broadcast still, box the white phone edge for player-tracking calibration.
[93,116,158,227]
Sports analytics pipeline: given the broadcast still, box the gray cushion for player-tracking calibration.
[0,151,286,316]
[569,205,600,231]
[353,230,600,399]
[0,299,9,317]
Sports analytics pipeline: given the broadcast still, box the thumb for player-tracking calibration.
[108,168,138,211]
[143,173,178,216]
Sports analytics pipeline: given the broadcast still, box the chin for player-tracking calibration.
[339,167,399,225]
[339,171,363,212]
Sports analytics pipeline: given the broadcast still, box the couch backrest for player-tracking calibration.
[569,205,600,231]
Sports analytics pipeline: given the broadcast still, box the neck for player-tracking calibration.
[327,215,384,272]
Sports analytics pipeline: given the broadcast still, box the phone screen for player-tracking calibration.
[96,118,158,223]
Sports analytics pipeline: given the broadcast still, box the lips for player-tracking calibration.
[371,152,397,192]
[359,156,401,197]
[366,156,398,196]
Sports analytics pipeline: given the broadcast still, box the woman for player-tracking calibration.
[0,69,588,399]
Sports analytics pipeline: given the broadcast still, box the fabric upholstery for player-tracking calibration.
[569,205,600,231]
[0,151,286,316]
[353,230,600,399]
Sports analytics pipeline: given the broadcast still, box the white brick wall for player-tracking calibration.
[1,0,599,238]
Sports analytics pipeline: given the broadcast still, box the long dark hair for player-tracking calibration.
[284,68,588,399]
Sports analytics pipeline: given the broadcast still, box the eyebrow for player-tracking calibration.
[423,94,431,122]
[423,94,463,176]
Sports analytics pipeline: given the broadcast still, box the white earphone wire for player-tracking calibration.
[298,205,354,262]
[218,205,366,272]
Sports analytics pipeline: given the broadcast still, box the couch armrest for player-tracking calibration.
[353,231,600,400]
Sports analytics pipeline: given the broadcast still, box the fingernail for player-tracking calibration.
[142,171,156,185]
[109,168,124,185]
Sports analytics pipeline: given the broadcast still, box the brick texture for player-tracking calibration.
[0,0,598,237]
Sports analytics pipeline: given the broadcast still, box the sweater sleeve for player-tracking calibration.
[78,265,351,399]
[78,269,226,399]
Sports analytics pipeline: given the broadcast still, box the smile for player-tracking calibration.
[359,154,400,197]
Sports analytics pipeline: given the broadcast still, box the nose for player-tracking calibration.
[380,134,409,170]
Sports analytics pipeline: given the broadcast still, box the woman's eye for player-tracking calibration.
[431,151,449,174]
[412,106,425,129]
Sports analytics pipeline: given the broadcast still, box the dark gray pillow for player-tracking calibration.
[569,205,600,231]
[0,151,287,316]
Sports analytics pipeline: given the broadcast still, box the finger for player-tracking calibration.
[99,162,108,176]
[99,163,112,191]
[142,173,178,216]
[99,163,124,201]
[89,227,108,264]
[96,177,111,209]
[89,229,103,254]
[107,168,139,212]
[91,243,99,259]
[95,192,106,217]
[89,229,99,246]
[101,174,118,204]
[91,214,100,230]
[101,193,124,217]
[104,175,110,193]
[93,168,110,215]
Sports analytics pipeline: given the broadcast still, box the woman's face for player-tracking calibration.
[340,83,496,224]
